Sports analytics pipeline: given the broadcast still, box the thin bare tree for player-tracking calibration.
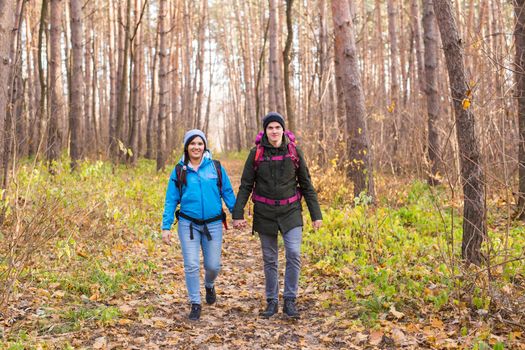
[268,0,283,113]
[332,0,375,198]
[283,0,295,131]
[387,0,400,173]
[156,0,168,171]
[47,0,64,165]
[515,0,525,220]
[69,0,84,170]
[434,0,486,265]
[422,0,441,185]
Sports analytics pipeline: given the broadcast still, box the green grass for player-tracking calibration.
[303,180,525,327]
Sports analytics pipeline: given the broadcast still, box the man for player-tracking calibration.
[233,112,322,319]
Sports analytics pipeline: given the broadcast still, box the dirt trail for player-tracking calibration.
[99,158,349,349]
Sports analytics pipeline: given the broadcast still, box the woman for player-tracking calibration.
[232,112,322,319]
[162,129,236,321]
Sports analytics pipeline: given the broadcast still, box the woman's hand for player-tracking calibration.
[162,230,172,245]
[312,220,323,230]
[233,219,247,229]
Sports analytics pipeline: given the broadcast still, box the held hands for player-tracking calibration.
[162,229,172,245]
[312,220,323,230]
[232,219,247,230]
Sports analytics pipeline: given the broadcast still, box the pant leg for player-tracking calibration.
[259,233,279,301]
[178,219,202,304]
[282,226,302,299]
[201,221,223,288]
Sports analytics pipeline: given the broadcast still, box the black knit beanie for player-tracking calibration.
[262,112,285,130]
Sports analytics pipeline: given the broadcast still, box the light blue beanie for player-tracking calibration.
[183,129,207,149]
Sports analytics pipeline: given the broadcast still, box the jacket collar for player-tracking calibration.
[261,133,288,150]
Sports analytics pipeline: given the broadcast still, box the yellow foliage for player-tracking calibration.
[387,101,396,113]
[462,98,471,110]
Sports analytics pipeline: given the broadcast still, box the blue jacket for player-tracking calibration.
[162,152,236,230]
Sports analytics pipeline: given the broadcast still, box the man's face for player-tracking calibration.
[265,121,283,145]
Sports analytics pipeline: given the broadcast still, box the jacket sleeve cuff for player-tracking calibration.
[232,212,244,220]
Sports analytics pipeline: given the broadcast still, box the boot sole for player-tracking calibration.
[283,313,300,319]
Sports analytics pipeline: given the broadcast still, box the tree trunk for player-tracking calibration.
[194,0,207,130]
[515,0,525,219]
[242,0,257,140]
[182,0,193,129]
[0,1,16,136]
[434,0,486,265]
[38,0,49,157]
[283,0,295,131]
[108,1,118,158]
[91,28,100,153]
[83,17,92,156]
[332,0,375,199]
[318,0,328,164]
[0,0,17,216]
[422,0,441,185]
[156,0,168,171]
[8,0,24,166]
[23,12,34,157]
[268,0,283,113]
[114,0,131,162]
[146,30,159,160]
[48,0,64,165]
[69,0,84,170]
[255,19,269,130]
[129,0,145,165]
[387,0,400,173]
[412,0,425,94]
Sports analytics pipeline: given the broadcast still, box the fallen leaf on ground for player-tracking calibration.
[369,330,383,345]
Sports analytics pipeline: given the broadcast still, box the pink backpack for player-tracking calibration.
[253,130,300,171]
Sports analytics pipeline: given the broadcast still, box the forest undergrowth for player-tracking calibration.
[0,155,524,349]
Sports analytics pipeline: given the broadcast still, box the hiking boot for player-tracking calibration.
[188,304,201,321]
[205,286,216,305]
[283,298,300,319]
[259,299,278,318]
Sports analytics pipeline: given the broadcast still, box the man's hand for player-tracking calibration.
[312,220,323,230]
[162,230,172,245]
[233,219,247,229]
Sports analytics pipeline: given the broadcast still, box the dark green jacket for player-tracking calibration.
[232,134,322,235]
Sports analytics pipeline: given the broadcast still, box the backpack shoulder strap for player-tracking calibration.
[212,159,223,194]
[285,131,300,170]
[254,144,264,172]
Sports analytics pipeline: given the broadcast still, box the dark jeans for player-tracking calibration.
[259,226,302,300]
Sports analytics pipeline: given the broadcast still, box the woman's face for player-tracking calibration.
[187,137,205,162]
[265,121,283,145]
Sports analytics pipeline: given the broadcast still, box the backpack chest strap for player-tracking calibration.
[261,154,292,162]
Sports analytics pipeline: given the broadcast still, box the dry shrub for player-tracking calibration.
[0,181,68,318]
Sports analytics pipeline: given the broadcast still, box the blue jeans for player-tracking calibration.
[259,226,302,301]
[178,218,223,304]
